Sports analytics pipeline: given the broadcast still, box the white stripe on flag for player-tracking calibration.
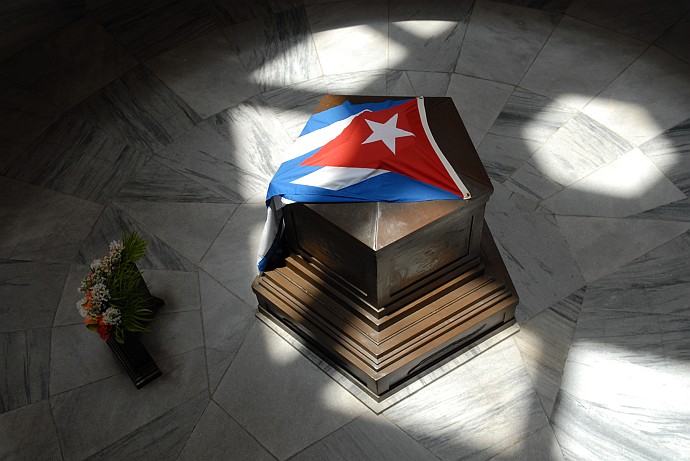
[281,110,371,161]
[290,167,389,191]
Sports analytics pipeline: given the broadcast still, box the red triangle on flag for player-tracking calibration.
[300,98,468,198]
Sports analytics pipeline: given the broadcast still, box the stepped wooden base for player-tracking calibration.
[252,222,518,401]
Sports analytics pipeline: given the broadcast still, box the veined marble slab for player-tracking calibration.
[0,401,62,460]
[541,148,686,217]
[447,74,514,146]
[155,96,290,202]
[386,71,414,96]
[389,0,473,72]
[490,424,564,460]
[566,0,690,43]
[145,29,260,119]
[324,71,387,96]
[504,161,563,203]
[486,212,584,321]
[510,113,634,199]
[513,287,585,417]
[632,198,690,222]
[485,179,542,214]
[582,47,690,146]
[208,0,302,26]
[0,17,136,110]
[50,348,209,461]
[520,16,647,110]
[407,71,451,97]
[384,338,550,461]
[583,231,690,317]
[223,7,321,91]
[261,77,329,139]
[655,13,690,65]
[0,76,61,171]
[641,117,690,195]
[0,328,50,415]
[199,272,256,392]
[457,0,558,85]
[306,0,388,75]
[553,307,690,459]
[478,133,541,182]
[556,216,690,283]
[488,88,578,143]
[490,0,573,14]
[212,321,367,460]
[177,400,274,461]
[91,0,218,60]
[87,391,208,461]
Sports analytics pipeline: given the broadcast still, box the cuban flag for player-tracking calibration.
[258,97,471,272]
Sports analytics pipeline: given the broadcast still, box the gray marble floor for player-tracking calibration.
[2,1,690,460]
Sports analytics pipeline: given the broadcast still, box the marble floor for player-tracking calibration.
[2,0,690,459]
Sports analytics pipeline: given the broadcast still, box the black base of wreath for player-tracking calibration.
[107,296,165,389]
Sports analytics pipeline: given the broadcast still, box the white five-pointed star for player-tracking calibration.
[361,113,415,154]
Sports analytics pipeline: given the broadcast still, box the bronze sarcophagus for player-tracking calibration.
[252,95,519,400]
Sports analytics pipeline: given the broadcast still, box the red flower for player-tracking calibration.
[97,317,111,341]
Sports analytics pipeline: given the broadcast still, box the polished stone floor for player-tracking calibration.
[2,1,690,460]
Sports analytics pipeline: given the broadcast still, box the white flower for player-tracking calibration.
[102,307,121,326]
[76,298,89,318]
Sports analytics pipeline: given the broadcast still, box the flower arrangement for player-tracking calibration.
[77,231,156,343]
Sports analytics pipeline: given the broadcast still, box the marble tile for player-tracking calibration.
[0,178,103,261]
[386,70,414,96]
[520,16,647,110]
[582,47,690,145]
[555,216,690,283]
[141,269,201,313]
[488,88,578,143]
[0,401,62,461]
[77,206,196,272]
[262,77,329,139]
[0,17,136,110]
[583,231,690,317]
[51,348,208,461]
[145,29,259,119]
[485,179,542,214]
[2,109,151,203]
[553,308,690,459]
[489,424,564,460]
[177,400,274,461]
[199,272,256,392]
[86,391,208,461]
[641,117,690,195]
[306,0,388,75]
[566,0,690,43]
[504,162,564,203]
[114,158,233,203]
[513,288,585,417]
[223,7,322,91]
[485,212,584,321]
[141,311,204,362]
[518,113,634,192]
[389,0,473,72]
[0,0,85,62]
[292,412,438,461]
[324,71,388,96]
[50,324,121,396]
[384,339,550,461]
[155,96,290,202]
[53,264,91,327]
[491,0,573,14]
[1,329,51,414]
[0,260,69,332]
[655,13,690,64]
[407,71,451,97]
[478,134,541,182]
[115,201,237,264]
[213,321,366,459]
[199,203,266,307]
[0,76,61,171]
[91,0,218,60]
[447,74,514,146]
[208,0,302,26]
[457,1,558,85]
[541,148,686,217]
[632,198,690,222]
[83,66,202,154]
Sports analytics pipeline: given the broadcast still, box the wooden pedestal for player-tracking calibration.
[252,95,519,400]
